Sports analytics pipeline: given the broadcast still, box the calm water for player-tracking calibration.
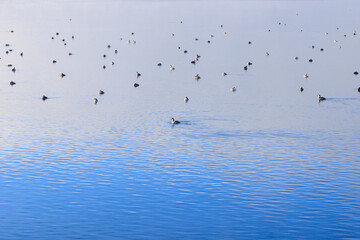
[0,0,360,239]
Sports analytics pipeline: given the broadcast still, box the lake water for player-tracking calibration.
[0,0,359,239]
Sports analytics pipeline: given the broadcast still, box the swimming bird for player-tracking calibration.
[184,97,189,103]
[12,67,16,72]
[309,59,313,62]
[10,81,16,86]
[304,74,309,79]
[358,87,360,92]
[53,60,57,63]
[294,57,298,60]
[354,71,359,75]
[61,73,66,77]
[68,53,72,56]
[169,65,175,71]
[107,45,111,48]
[20,52,23,57]
[115,50,118,54]
[157,63,162,66]
[171,118,180,125]
[222,72,227,76]
[300,87,304,92]
[94,98,98,104]
[112,62,114,65]
[42,95,48,101]
[136,72,141,77]
[230,87,236,92]
[243,66,248,71]
[191,60,196,64]
[194,74,200,80]
[248,41,252,44]
[184,50,188,54]
[248,62,252,66]
[134,83,139,88]
[103,65,106,69]
[318,94,326,101]
[266,52,269,56]
[98,90,105,95]
[103,54,106,58]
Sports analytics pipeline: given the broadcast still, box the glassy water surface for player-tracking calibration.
[0,0,359,239]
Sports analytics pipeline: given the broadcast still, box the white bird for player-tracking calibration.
[94,98,98,104]
[169,65,175,71]
[230,87,236,92]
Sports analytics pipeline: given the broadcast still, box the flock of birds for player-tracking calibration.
[2,15,360,126]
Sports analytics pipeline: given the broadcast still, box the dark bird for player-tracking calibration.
[10,81,16,86]
[60,73,66,77]
[134,83,140,88]
[42,95,48,101]
[98,90,105,95]
[171,118,180,125]
[318,94,326,102]
[300,87,304,92]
